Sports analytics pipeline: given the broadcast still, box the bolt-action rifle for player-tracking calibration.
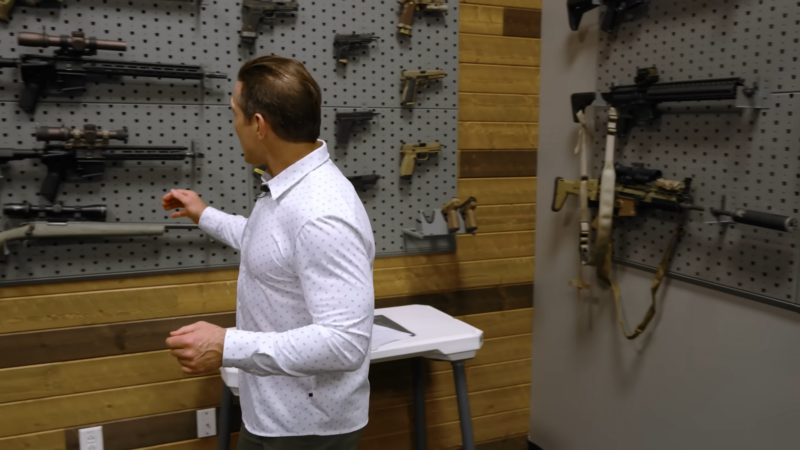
[0,31,227,113]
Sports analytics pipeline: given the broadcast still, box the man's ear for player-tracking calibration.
[254,113,271,141]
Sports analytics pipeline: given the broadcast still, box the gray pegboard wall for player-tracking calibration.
[0,0,459,285]
[588,0,800,309]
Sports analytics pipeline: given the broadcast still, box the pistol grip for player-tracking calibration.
[40,170,62,203]
[445,209,461,233]
[239,9,260,42]
[20,82,43,114]
[551,177,567,212]
[600,4,619,33]
[337,44,350,64]
[400,153,416,180]
[463,208,478,233]
[337,121,353,145]
[402,77,417,106]
[398,1,416,34]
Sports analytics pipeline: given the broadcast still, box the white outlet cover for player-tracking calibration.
[78,426,104,450]
[196,408,217,438]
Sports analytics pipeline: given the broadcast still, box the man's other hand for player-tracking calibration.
[162,189,208,224]
[165,321,227,375]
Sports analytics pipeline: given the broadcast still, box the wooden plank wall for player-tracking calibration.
[0,2,540,449]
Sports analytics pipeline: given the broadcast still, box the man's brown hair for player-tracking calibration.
[237,56,322,143]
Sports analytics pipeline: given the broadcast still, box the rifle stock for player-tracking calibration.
[0,222,173,249]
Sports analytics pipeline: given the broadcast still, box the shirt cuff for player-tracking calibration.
[223,329,278,375]
[198,206,226,233]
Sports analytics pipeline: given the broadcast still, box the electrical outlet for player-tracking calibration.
[196,408,217,438]
[78,426,104,450]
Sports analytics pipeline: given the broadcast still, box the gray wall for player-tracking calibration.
[529,1,800,449]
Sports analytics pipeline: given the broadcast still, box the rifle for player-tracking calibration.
[0,30,227,113]
[335,110,379,145]
[401,70,446,106]
[567,0,645,33]
[334,33,379,64]
[0,124,202,202]
[347,174,381,192]
[397,0,448,36]
[0,221,197,251]
[4,202,107,222]
[240,0,299,43]
[571,67,747,137]
[400,142,441,180]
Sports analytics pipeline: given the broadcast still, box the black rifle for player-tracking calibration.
[240,0,299,43]
[336,111,379,145]
[0,31,227,113]
[568,0,645,33]
[4,202,108,222]
[0,124,202,202]
[347,174,381,192]
[571,67,746,136]
[333,33,379,64]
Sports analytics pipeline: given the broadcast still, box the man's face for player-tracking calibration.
[231,82,264,165]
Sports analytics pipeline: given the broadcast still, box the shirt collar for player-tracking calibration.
[261,140,330,199]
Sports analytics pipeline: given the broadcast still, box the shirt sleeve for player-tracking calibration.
[222,215,374,377]
[198,206,248,250]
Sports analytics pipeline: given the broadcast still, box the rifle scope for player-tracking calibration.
[36,125,129,143]
[18,31,127,53]
[4,203,108,221]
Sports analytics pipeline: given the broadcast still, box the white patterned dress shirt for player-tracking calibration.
[198,141,375,437]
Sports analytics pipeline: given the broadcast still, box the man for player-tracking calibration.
[162,56,375,449]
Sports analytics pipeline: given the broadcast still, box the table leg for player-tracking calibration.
[413,357,427,450]
[452,360,475,450]
[218,384,233,450]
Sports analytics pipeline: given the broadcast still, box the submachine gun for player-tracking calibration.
[0,124,202,202]
[0,30,227,113]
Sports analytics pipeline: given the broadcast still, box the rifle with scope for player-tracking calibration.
[0,30,227,113]
[0,124,202,202]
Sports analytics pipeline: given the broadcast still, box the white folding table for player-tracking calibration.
[217,304,484,450]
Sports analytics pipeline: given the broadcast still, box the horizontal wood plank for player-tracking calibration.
[459,4,505,35]
[460,0,542,9]
[136,434,240,450]
[429,333,532,372]
[503,8,542,38]
[64,410,199,450]
[460,151,537,178]
[0,313,235,370]
[361,408,531,449]
[459,122,538,150]
[0,430,64,450]
[474,434,531,450]
[460,34,541,66]
[459,64,540,94]
[0,376,221,438]
[459,93,539,122]
[458,308,533,340]
[476,204,536,233]
[375,232,535,269]
[459,177,537,205]
[374,257,534,298]
[365,384,530,438]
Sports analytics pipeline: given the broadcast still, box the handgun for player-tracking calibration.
[400,142,441,180]
[333,33,379,64]
[336,110,379,145]
[401,70,446,106]
[239,0,299,43]
[347,174,381,192]
[398,0,448,36]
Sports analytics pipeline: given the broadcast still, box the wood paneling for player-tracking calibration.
[365,384,530,438]
[0,377,221,438]
[0,431,64,450]
[374,257,534,297]
[0,280,238,334]
[474,434,531,450]
[460,34,541,66]
[460,64,540,94]
[459,5,505,35]
[377,283,533,317]
[459,177,537,205]
[458,308,533,339]
[360,408,530,450]
[0,313,235,369]
[136,434,241,450]
[375,232,535,269]
[459,123,538,150]
[460,151,537,178]
[64,411,198,450]
[503,8,542,38]
[459,93,539,122]
[460,0,542,9]
[0,269,239,300]
[429,333,532,372]
[476,204,536,233]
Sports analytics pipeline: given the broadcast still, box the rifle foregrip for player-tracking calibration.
[400,153,416,179]
[39,171,62,202]
[733,210,798,232]
[402,78,417,105]
[398,1,416,34]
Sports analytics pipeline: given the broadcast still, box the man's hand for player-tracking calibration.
[162,189,208,224]
[165,321,227,375]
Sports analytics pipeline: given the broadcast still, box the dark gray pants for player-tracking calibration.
[237,424,366,450]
